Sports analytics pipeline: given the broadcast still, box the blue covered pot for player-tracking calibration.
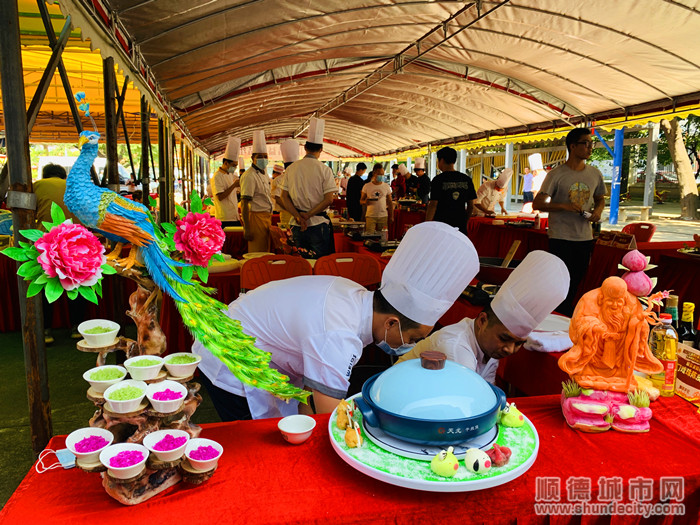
[355,352,506,445]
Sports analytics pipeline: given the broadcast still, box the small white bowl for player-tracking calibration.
[124,355,164,381]
[142,429,190,462]
[82,365,127,393]
[278,415,316,445]
[185,438,223,471]
[103,379,147,414]
[78,319,120,347]
[163,352,202,378]
[99,443,149,479]
[65,427,114,464]
[146,380,188,413]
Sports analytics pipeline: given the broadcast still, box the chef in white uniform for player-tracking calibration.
[272,139,300,228]
[240,130,274,252]
[193,222,480,421]
[280,117,338,258]
[473,168,512,217]
[208,136,241,226]
[396,251,569,384]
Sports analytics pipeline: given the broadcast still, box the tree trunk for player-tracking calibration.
[659,118,698,219]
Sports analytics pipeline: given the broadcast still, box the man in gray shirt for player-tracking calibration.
[533,127,606,316]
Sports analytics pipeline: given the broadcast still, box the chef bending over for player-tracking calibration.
[396,251,569,383]
[193,222,479,420]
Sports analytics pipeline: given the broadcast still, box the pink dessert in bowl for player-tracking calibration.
[99,443,149,479]
[65,427,114,464]
[146,380,188,414]
[185,438,223,471]
[143,429,190,462]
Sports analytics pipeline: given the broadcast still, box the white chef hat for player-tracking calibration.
[223,137,240,163]
[380,222,479,326]
[239,157,246,170]
[528,153,543,171]
[414,157,426,170]
[252,130,267,154]
[306,117,325,145]
[281,139,299,164]
[343,166,351,175]
[490,251,569,339]
[496,167,513,188]
[398,164,409,176]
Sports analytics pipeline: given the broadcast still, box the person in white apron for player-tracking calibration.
[396,251,569,383]
[192,221,480,420]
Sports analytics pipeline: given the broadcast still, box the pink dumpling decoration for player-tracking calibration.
[621,250,647,272]
[622,271,653,297]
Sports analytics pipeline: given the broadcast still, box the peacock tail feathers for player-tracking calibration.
[171,278,310,403]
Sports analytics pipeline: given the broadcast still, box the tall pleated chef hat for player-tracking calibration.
[252,130,267,154]
[414,157,426,170]
[380,222,479,326]
[398,164,409,176]
[306,117,325,146]
[496,167,513,188]
[490,251,569,338]
[223,137,240,163]
[528,153,543,171]
[280,139,299,164]
[238,157,245,170]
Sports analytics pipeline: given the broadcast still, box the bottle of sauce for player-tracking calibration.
[678,302,696,347]
[534,214,541,230]
[649,313,678,397]
[664,295,679,331]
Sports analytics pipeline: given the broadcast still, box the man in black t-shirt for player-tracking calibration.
[426,147,476,235]
[346,162,367,221]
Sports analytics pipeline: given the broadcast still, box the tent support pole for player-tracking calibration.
[141,96,151,206]
[0,0,53,455]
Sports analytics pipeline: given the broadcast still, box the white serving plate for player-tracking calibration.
[533,314,570,333]
[328,394,538,492]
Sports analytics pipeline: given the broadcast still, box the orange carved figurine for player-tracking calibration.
[559,276,663,393]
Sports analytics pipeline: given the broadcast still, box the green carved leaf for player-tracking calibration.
[78,286,98,304]
[181,265,194,282]
[175,205,188,219]
[27,281,45,298]
[190,192,203,214]
[44,278,64,303]
[50,202,66,224]
[67,289,79,300]
[161,222,177,234]
[101,264,117,275]
[19,229,44,242]
[2,247,30,261]
[195,265,209,284]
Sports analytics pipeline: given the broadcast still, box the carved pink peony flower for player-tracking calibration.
[35,223,106,290]
[173,213,225,266]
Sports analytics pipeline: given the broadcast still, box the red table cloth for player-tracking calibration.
[390,208,425,240]
[221,230,247,259]
[470,222,549,260]
[3,395,698,524]
[651,252,700,310]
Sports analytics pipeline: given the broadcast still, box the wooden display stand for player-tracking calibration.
[75,262,215,504]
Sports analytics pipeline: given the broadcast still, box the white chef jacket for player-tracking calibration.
[396,318,498,384]
[192,275,375,419]
[473,180,506,217]
[240,166,273,213]
[280,156,337,227]
[209,168,240,221]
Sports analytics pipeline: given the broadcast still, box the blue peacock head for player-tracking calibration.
[78,130,101,150]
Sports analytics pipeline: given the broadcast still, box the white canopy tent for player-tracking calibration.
[45,0,700,157]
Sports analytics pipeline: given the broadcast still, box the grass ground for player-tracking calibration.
[0,327,221,508]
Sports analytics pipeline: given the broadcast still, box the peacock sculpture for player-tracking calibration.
[65,130,308,403]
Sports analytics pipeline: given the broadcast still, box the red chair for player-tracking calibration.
[313,252,382,288]
[621,222,656,243]
[240,255,312,291]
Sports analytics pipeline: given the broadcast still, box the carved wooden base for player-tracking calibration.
[144,370,168,384]
[76,457,107,473]
[102,467,182,505]
[180,458,217,485]
[148,454,183,471]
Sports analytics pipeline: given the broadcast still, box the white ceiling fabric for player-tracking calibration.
[59,0,700,157]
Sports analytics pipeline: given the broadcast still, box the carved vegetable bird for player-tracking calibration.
[65,130,308,403]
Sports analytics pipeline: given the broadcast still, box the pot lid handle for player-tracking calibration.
[420,351,446,370]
